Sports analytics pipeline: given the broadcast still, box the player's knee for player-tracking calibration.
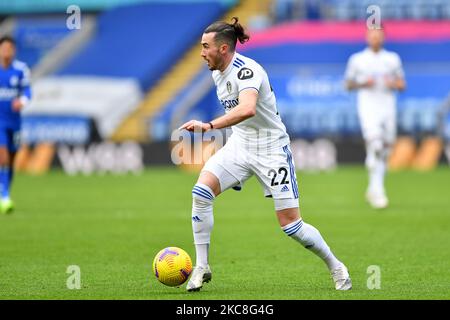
[367,139,383,154]
[191,184,214,238]
[381,143,392,161]
[365,139,383,169]
[0,148,10,166]
[276,205,300,227]
[192,184,215,210]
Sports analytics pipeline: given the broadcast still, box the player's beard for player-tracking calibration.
[206,52,222,71]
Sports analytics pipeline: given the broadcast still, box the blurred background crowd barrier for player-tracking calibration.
[1,0,449,174]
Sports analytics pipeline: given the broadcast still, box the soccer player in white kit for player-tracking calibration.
[180,17,352,291]
[345,27,406,209]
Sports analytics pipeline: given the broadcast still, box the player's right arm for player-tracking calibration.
[207,88,257,129]
[179,89,257,132]
[346,78,375,91]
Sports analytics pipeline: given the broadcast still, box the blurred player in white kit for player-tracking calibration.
[345,27,406,209]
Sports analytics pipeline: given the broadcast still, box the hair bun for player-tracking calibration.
[231,17,250,44]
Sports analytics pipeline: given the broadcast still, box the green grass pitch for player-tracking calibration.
[0,166,449,300]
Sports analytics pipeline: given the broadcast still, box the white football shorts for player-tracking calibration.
[202,135,299,210]
[358,106,396,144]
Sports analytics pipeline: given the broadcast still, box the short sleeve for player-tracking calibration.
[392,53,405,79]
[344,55,357,81]
[236,66,263,93]
[20,64,31,87]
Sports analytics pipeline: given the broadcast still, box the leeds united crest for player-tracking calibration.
[226,81,232,94]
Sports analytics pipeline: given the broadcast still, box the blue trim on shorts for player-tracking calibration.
[282,145,299,199]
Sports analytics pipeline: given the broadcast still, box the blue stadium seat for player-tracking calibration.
[13,16,72,68]
[56,2,228,90]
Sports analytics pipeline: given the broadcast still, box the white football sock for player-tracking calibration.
[195,244,209,268]
[283,219,342,271]
[373,157,386,194]
[192,183,215,267]
[366,139,385,194]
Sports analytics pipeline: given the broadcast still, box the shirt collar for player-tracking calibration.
[366,47,385,55]
[220,52,238,76]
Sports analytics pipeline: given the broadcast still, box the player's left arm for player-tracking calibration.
[385,54,406,92]
[385,76,406,91]
[12,64,32,112]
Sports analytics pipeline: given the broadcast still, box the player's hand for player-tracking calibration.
[385,79,398,90]
[12,98,24,111]
[179,120,210,132]
[362,78,375,88]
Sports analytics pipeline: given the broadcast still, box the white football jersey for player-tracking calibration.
[212,52,290,149]
[345,48,404,114]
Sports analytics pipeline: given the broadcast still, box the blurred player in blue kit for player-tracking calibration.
[0,36,31,214]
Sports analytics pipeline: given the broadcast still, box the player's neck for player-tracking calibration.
[219,52,234,73]
[0,58,12,69]
[370,46,382,53]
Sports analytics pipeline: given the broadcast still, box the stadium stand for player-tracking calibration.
[270,0,450,22]
[56,2,228,91]
[9,16,73,69]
